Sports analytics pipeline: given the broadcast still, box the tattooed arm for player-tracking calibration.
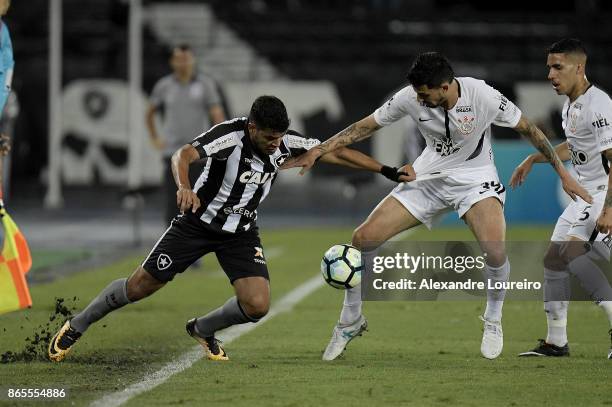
[314,115,381,155]
[596,149,612,234]
[604,149,612,208]
[527,141,570,163]
[513,115,592,203]
[280,115,381,175]
[513,116,565,172]
[509,141,569,188]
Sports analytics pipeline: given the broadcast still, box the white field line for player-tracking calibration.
[90,273,324,407]
[89,231,420,407]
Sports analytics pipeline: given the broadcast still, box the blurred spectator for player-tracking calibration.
[146,44,226,225]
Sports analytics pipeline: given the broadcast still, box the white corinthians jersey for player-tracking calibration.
[374,77,522,174]
[562,85,612,191]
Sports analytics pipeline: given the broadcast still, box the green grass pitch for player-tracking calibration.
[0,226,610,406]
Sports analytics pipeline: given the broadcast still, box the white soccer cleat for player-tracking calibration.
[480,315,503,359]
[322,315,368,361]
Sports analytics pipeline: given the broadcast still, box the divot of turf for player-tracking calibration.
[1,297,79,363]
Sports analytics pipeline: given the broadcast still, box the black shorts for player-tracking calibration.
[142,214,269,284]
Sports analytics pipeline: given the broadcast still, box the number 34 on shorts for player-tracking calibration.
[479,181,506,195]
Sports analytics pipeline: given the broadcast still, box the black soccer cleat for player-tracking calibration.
[186,318,228,361]
[518,339,570,357]
[48,320,82,362]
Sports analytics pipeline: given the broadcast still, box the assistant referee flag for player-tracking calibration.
[0,199,32,315]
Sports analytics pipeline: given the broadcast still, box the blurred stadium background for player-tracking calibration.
[6,0,612,254]
[2,2,612,405]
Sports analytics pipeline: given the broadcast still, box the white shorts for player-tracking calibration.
[390,166,506,229]
[551,189,612,259]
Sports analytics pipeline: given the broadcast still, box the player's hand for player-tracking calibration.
[560,174,592,204]
[0,134,11,156]
[596,207,612,235]
[380,164,415,182]
[176,185,200,213]
[398,164,416,182]
[279,148,321,175]
[509,156,534,189]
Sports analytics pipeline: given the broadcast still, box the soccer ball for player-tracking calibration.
[321,244,362,289]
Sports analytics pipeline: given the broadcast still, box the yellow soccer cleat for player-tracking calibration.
[48,320,82,362]
[186,318,228,361]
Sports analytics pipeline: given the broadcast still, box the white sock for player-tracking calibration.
[339,283,362,326]
[483,258,510,322]
[339,248,374,326]
[567,254,612,303]
[599,301,612,328]
[544,268,570,346]
[545,300,569,346]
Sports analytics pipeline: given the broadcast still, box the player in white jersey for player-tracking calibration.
[283,52,590,360]
[511,39,612,358]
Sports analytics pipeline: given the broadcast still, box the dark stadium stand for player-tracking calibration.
[5,0,612,184]
[6,0,168,183]
[210,2,612,90]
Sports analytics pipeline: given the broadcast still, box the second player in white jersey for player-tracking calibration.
[511,38,612,359]
[562,85,612,191]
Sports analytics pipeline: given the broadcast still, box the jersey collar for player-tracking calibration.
[571,82,593,105]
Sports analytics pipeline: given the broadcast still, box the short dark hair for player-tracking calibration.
[169,44,193,60]
[175,43,192,52]
[548,38,587,57]
[249,96,290,132]
[407,52,455,88]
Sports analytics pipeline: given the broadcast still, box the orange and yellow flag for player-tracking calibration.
[0,203,32,315]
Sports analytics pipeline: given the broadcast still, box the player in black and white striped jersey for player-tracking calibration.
[185,118,320,234]
[48,95,404,362]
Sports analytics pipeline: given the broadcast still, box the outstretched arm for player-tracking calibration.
[319,147,415,182]
[315,115,381,157]
[281,115,381,175]
[513,116,591,203]
[318,147,382,171]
